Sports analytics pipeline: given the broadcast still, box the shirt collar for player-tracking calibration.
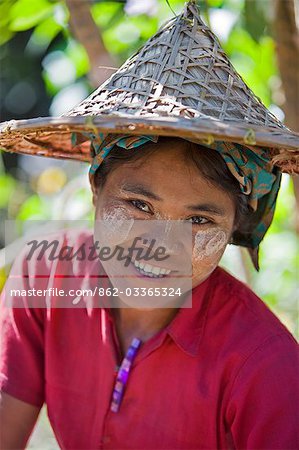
[166,268,220,357]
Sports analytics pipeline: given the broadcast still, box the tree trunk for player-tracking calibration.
[273,0,299,232]
[65,0,117,88]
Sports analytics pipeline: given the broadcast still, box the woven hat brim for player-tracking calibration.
[1,115,298,173]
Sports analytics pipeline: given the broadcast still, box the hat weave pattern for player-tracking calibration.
[68,2,285,130]
[0,0,298,172]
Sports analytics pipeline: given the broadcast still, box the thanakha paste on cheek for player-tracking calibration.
[192,229,228,261]
[96,207,134,245]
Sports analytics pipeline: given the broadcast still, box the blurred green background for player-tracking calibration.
[1,0,298,335]
[0,0,298,446]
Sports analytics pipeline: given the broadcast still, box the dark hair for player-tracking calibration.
[93,137,250,234]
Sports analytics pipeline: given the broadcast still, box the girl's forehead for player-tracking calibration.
[106,155,205,189]
[107,141,194,174]
[101,150,223,193]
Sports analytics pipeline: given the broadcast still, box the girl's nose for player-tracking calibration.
[136,219,191,256]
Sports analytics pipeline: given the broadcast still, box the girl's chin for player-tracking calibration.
[101,260,192,309]
[191,265,219,288]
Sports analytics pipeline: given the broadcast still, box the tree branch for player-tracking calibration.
[273,0,299,232]
[65,0,117,88]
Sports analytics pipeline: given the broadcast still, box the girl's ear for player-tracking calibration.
[89,173,99,208]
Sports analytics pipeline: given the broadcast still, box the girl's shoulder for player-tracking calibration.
[2,227,97,309]
[204,266,298,353]
[16,226,95,271]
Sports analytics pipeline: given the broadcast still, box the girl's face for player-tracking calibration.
[90,141,236,290]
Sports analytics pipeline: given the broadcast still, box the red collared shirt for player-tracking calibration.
[0,229,298,449]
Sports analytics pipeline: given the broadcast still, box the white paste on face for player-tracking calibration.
[192,229,228,261]
[95,207,134,245]
[155,211,167,220]
[149,217,183,254]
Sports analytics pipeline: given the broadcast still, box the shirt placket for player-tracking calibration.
[96,313,115,448]
[98,312,169,449]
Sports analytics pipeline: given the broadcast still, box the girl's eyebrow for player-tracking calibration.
[121,183,226,216]
[186,203,226,216]
[120,183,162,201]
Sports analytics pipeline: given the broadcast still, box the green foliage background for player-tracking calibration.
[0,0,298,339]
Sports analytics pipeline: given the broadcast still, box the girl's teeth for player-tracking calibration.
[133,260,170,277]
[144,264,152,272]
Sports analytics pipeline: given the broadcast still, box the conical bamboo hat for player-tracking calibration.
[0,0,298,172]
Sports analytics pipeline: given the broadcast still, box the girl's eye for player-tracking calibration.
[187,216,210,225]
[130,199,151,213]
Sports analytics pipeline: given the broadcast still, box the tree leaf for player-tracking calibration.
[0,174,16,209]
[28,15,63,51]
[9,0,55,31]
[16,194,49,221]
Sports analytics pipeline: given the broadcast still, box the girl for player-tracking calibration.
[0,136,298,449]
[0,2,298,449]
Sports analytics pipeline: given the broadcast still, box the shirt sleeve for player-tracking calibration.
[0,245,45,408]
[225,332,299,450]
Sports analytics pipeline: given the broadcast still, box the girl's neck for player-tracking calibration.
[111,307,179,356]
